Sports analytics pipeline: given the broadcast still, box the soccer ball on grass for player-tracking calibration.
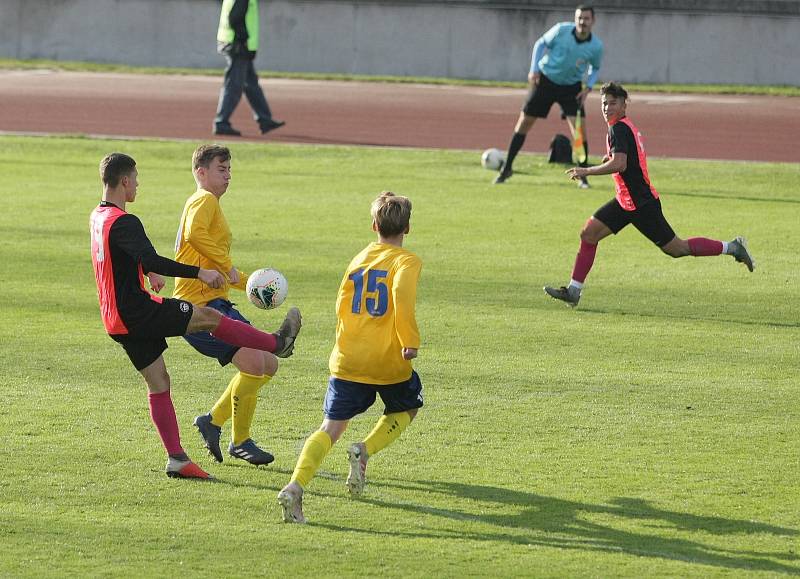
[481,148,505,171]
[246,268,288,310]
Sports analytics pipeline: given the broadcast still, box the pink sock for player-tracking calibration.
[571,240,598,283]
[211,316,278,352]
[688,237,723,257]
[148,390,183,456]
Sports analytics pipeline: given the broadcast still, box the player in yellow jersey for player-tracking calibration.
[278,191,423,524]
[174,144,301,467]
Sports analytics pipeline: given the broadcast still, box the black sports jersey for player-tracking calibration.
[90,201,199,334]
[606,117,659,211]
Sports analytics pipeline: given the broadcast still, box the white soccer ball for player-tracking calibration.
[246,268,288,310]
[481,148,505,171]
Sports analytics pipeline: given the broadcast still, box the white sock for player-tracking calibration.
[569,280,584,291]
[721,241,730,254]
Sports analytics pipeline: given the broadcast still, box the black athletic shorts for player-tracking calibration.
[523,74,585,118]
[593,197,677,247]
[110,298,194,371]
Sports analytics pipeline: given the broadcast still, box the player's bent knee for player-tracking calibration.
[580,229,600,245]
[264,353,278,376]
[320,419,348,443]
[661,239,689,258]
[233,347,270,375]
[143,371,170,393]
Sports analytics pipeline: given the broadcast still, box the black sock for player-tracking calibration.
[504,132,527,173]
[579,141,590,182]
[580,140,590,168]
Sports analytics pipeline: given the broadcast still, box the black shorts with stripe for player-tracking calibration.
[523,74,585,119]
[594,197,677,247]
[110,298,194,371]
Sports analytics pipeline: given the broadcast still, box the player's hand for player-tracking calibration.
[528,72,541,86]
[402,348,418,360]
[576,88,591,106]
[198,268,225,289]
[566,166,588,181]
[227,267,240,285]
[147,272,166,293]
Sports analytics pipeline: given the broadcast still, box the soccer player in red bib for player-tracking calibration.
[544,83,755,307]
[90,153,301,479]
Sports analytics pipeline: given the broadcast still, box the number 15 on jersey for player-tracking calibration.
[348,268,388,316]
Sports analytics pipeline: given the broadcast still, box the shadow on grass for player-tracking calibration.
[664,190,800,205]
[577,307,800,329]
[315,479,799,575]
[273,133,403,148]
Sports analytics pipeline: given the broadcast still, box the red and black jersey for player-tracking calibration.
[606,117,659,211]
[90,202,200,335]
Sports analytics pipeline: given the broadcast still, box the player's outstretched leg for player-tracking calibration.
[346,442,369,496]
[206,307,301,357]
[273,306,302,358]
[544,285,581,307]
[194,413,224,463]
[729,236,755,272]
[685,236,754,272]
[277,482,306,524]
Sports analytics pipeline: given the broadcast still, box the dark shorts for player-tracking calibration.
[594,197,677,247]
[523,74,585,119]
[110,298,194,371]
[323,371,424,421]
[182,298,248,366]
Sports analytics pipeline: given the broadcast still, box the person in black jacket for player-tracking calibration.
[214,0,285,136]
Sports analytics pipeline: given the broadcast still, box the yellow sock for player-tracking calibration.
[290,431,333,488]
[231,372,270,446]
[363,411,412,457]
[209,380,235,426]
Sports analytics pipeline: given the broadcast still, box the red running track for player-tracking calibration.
[0,70,797,162]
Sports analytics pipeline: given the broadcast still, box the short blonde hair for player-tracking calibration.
[192,144,231,171]
[371,191,412,237]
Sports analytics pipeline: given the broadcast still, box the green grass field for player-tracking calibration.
[1,135,798,577]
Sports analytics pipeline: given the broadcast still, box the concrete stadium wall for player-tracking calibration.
[1,0,798,86]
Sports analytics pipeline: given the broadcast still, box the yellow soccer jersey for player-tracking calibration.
[329,242,422,385]
[173,189,247,306]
